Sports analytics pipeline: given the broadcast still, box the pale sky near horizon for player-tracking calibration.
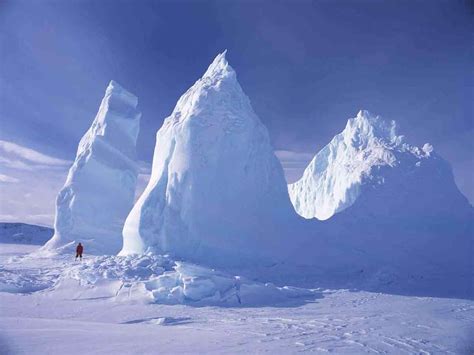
[1,0,472,226]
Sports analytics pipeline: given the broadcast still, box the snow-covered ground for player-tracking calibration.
[1,242,472,354]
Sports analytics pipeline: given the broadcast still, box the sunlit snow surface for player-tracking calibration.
[1,243,473,354]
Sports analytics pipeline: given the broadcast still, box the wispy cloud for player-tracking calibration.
[0,173,19,183]
[0,140,72,226]
[0,140,71,171]
[275,150,313,183]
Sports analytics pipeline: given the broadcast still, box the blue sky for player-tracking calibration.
[0,0,472,225]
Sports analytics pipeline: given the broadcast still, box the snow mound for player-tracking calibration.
[60,255,317,306]
[121,51,299,266]
[145,262,316,306]
[44,80,141,255]
[65,254,173,284]
[289,110,435,220]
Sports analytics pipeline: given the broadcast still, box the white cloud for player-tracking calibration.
[0,140,71,167]
[0,140,71,226]
[0,173,19,183]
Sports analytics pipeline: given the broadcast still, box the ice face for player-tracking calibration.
[44,81,141,255]
[120,51,299,266]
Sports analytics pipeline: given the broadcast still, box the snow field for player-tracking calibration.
[1,243,473,354]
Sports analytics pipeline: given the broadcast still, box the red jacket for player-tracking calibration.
[76,245,83,254]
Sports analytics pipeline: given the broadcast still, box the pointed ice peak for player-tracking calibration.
[344,110,402,148]
[356,109,376,121]
[202,50,235,80]
[105,80,138,108]
[168,50,244,123]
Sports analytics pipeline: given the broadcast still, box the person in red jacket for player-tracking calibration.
[76,243,84,260]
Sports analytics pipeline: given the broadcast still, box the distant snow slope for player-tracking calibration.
[44,81,141,255]
[0,223,52,245]
[121,51,300,266]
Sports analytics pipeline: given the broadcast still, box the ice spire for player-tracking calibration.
[120,52,297,266]
[43,80,141,254]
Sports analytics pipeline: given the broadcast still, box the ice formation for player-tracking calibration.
[290,110,448,219]
[119,52,472,293]
[44,81,141,254]
[121,51,299,265]
[285,110,473,295]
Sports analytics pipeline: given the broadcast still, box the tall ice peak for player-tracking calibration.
[202,50,235,80]
[43,81,141,255]
[120,50,297,266]
[169,50,243,124]
[104,80,138,109]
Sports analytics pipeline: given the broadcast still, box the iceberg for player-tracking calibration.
[120,51,300,266]
[44,81,141,254]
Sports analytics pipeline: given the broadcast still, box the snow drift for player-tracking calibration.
[121,51,301,266]
[44,81,141,255]
[64,254,317,306]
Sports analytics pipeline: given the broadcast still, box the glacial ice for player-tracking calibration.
[44,81,141,255]
[120,51,300,266]
[288,110,471,221]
